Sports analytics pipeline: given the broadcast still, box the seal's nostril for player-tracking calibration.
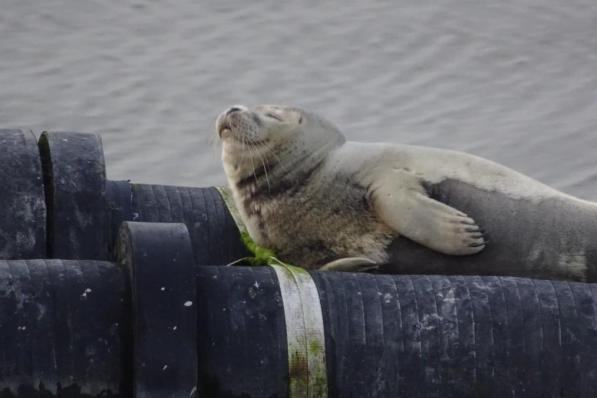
[226,107,242,116]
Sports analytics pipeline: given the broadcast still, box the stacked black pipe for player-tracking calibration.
[0,222,198,398]
[39,131,247,265]
[2,218,597,397]
[1,128,247,264]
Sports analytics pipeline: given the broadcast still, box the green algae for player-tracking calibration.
[216,186,283,266]
[240,230,277,266]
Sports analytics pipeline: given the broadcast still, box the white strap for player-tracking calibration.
[271,264,328,398]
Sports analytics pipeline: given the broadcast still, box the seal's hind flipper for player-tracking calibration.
[319,257,379,272]
[369,168,486,256]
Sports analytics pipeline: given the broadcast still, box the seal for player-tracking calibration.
[216,104,597,281]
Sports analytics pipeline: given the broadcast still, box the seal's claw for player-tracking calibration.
[456,217,476,226]
[427,210,487,255]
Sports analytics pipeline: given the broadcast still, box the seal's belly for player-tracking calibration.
[257,179,394,268]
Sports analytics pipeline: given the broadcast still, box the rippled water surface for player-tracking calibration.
[2,1,597,199]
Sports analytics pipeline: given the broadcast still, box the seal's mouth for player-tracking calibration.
[217,120,232,138]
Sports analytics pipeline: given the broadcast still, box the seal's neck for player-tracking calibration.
[225,137,339,199]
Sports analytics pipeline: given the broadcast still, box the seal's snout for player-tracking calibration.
[217,105,250,138]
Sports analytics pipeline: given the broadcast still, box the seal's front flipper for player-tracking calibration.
[369,169,486,256]
[319,257,379,272]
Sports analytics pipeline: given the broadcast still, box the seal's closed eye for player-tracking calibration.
[265,112,282,121]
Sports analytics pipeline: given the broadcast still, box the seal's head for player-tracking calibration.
[216,104,345,187]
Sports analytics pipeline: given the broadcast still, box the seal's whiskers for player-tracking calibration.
[247,138,271,192]
[243,136,259,188]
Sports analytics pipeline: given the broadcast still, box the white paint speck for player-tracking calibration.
[160,286,166,291]
[172,326,178,331]
[162,364,168,371]
[184,301,193,307]
[383,293,393,304]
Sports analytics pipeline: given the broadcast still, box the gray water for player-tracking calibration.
[2,1,597,199]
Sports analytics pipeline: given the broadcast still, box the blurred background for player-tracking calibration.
[2,0,597,198]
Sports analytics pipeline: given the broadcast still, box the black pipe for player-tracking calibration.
[196,266,288,398]
[117,221,198,398]
[38,131,248,264]
[0,259,131,397]
[0,130,46,259]
[108,181,248,266]
[196,266,597,398]
[38,132,108,260]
